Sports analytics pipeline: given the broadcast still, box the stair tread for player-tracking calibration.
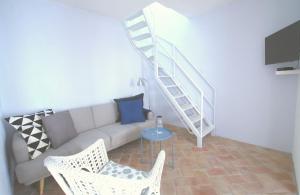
[200,122,214,129]
[190,114,202,122]
[148,56,155,61]
[126,11,144,21]
[159,75,170,78]
[200,124,215,138]
[139,44,154,51]
[181,104,194,110]
[132,33,152,41]
[166,84,177,88]
[127,21,147,31]
[174,94,185,99]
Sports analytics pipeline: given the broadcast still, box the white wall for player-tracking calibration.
[185,0,300,152]
[0,2,13,194]
[1,0,141,116]
[0,106,12,195]
[293,77,300,190]
[0,114,11,194]
[148,0,300,152]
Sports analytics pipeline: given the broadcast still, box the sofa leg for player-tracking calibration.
[39,178,45,195]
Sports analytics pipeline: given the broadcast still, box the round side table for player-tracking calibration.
[140,127,175,168]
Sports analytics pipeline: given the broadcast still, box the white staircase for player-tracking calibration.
[124,10,216,147]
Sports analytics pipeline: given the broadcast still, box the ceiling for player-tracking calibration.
[52,0,238,19]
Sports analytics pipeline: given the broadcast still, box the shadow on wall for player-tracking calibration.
[0,107,13,194]
[4,120,16,182]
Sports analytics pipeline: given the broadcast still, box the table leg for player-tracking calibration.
[160,141,162,151]
[140,137,143,163]
[151,141,154,167]
[172,140,175,169]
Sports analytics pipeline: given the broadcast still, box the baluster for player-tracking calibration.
[172,45,175,79]
[200,93,204,138]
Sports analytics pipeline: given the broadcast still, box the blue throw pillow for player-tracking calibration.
[118,98,145,124]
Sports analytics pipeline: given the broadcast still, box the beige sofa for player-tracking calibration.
[12,102,155,186]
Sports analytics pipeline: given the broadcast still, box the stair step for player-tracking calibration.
[181,104,194,111]
[148,56,155,61]
[126,11,144,21]
[127,21,147,31]
[166,84,177,88]
[139,45,154,52]
[132,33,152,41]
[201,125,215,138]
[174,94,185,99]
[203,118,209,126]
[159,75,170,78]
[190,115,202,123]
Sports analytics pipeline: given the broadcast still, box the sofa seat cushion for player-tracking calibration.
[72,129,111,151]
[15,140,82,185]
[99,123,140,150]
[99,160,149,180]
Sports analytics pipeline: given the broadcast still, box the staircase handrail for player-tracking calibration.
[155,38,214,107]
[155,41,204,97]
[156,36,216,104]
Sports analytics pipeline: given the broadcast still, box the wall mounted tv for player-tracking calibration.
[265,20,300,65]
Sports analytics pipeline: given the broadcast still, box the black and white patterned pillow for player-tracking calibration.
[5,109,54,159]
[6,109,54,130]
[19,125,51,159]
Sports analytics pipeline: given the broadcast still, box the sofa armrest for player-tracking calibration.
[12,132,30,164]
[147,111,155,120]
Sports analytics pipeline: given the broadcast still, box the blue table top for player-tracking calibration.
[141,127,174,141]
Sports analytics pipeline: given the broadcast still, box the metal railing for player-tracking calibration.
[155,36,216,127]
[124,9,216,145]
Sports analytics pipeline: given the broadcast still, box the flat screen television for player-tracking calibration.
[265,20,300,65]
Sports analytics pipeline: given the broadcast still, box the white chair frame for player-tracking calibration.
[44,139,165,195]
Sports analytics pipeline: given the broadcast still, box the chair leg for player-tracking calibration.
[39,178,45,195]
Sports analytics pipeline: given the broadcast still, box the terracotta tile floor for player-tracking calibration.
[15,125,298,195]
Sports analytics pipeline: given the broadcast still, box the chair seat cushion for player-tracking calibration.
[99,161,149,180]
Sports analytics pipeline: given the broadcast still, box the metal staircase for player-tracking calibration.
[124,10,216,147]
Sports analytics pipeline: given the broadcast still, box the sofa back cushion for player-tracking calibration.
[42,111,78,148]
[92,102,118,128]
[69,107,95,133]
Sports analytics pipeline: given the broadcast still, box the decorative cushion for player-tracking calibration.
[116,109,151,122]
[17,125,51,159]
[114,94,144,122]
[118,98,145,124]
[42,111,78,148]
[5,109,54,130]
[5,109,54,159]
[99,161,149,180]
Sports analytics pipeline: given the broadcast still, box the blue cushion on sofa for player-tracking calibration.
[118,98,145,124]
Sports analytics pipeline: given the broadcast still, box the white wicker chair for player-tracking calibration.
[44,139,165,195]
